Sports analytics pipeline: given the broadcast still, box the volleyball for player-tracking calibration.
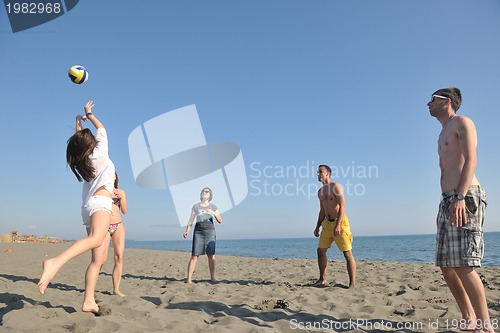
[68,65,89,84]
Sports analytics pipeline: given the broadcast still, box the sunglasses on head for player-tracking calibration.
[430,94,448,103]
[203,190,211,193]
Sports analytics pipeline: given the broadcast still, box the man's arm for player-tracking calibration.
[455,116,478,195]
[334,183,346,236]
[451,116,478,227]
[314,199,325,237]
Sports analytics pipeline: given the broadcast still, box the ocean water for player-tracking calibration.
[125,232,500,266]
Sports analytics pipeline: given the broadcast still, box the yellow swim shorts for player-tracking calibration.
[318,216,353,252]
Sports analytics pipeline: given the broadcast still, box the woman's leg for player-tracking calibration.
[82,226,110,313]
[207,231,216,281]
[111,225,126,296]
[38,210,111,294]
[187,256,198,284]
[207,254,216,281]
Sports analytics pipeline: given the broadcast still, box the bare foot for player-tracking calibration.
[473,329,496,333]
[82,303,99,313]
[461,318,477,331]
[313,279,328,287]
[113,290,126,297]
[185,280,193,284]
[471,319,496,333]
[450,317,477,331]
[348,283,356,289]
[38,258,59,294]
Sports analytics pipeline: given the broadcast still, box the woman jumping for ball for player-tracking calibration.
[38,100,115,314]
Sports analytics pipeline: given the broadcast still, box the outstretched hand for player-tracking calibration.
[84,100,94,114]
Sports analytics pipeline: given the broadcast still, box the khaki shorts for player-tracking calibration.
[436,186,487,267]
[318,216,353,252]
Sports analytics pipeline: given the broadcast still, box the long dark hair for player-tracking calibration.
[114,172,119,189]
[66,128,97,182]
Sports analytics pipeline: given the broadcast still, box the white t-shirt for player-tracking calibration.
[81,127,116,205]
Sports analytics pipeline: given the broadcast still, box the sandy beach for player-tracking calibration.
[1,242,499,333]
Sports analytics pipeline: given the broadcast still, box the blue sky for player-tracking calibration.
[1,0,500,241]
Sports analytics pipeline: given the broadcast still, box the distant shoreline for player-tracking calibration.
[122,233,500,267]
[125,230,500,242]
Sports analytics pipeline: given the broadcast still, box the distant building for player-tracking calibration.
[1,234,12,243]
[0,231,63,243]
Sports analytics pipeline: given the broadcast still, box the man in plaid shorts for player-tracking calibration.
[428,87,494,332]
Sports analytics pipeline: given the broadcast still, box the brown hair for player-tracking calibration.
[200,187,213,202]
[318,164,332,176]
[66,128,97,182]
[433,87,462,112]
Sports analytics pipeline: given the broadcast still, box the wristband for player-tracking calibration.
[85,112,93,117]
[128,104,248,226]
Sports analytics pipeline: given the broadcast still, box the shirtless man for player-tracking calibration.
[429,87,495,333]
[313,165,356,288]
